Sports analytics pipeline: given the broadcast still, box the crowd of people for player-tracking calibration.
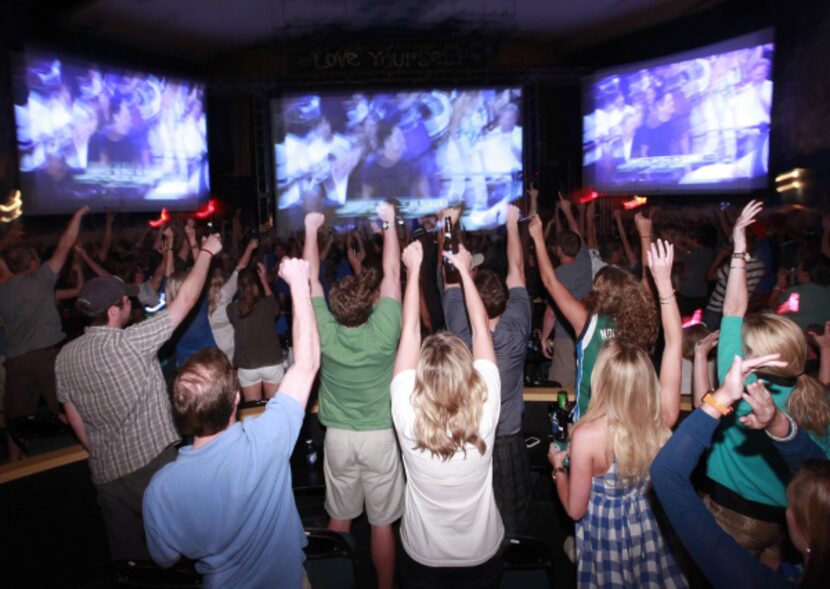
[0,192,829,588]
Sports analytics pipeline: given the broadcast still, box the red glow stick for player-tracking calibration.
[148,208,170,228]
[579,190,600,204]
[682,308,703,328]
[194,199,217,220]
[623,195,648,210]
[776,293,800,315]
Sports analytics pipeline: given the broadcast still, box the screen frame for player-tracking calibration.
[269,84,528,232]
[9,46,211,216]
[581,28,776,196]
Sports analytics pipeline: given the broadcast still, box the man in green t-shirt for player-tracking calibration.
[303,205,403,589]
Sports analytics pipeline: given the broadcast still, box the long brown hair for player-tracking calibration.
[787,461,830,588]
[584,265,659,354]
[411,331,489,461]
[237,268,261,318]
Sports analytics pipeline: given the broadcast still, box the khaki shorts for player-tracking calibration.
[237,363,285,388]
[323,427,405,526]
[702,493,785,559]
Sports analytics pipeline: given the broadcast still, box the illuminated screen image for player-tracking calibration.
[583,29,774,194]
[13,51,209,214]
[273,88,522,230]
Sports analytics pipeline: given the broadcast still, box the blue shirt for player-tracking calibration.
[173,297,217,367]
[143,395,307,589]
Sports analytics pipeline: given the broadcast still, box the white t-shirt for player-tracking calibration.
[391,359,504,567]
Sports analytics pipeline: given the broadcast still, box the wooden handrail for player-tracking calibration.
[0,389,692,485]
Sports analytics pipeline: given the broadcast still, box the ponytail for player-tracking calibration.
[787,374,830,438]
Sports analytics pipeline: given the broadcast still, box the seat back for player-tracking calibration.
[303,528,357,589]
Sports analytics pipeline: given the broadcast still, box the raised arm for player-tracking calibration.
[527,184,539,217]
[276,258,320,408]
[377,202,401,301]
[302,212,325,298]
[613,210,638,268]
[184,220,199,262]
[55,261,85,302]
[505,204,525,288]
[97,211,114,262]
[256,262,273,297]
[808,322,830,386]
[167,234,222,329]
[47,206,89,274]
[445,245,495,363]
[692,330,719,408]
[74,244,109,277]
[394,241,424,376]
[722,200,763,318]
[634,212,652,291]
[648,240,682,427]
[560,196,581,238]
[528,215,589,337]
[585,201,598,251]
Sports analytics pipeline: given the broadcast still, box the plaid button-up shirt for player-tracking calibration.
[56,311,179,484]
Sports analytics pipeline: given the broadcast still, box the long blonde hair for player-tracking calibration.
[743,313,830,438]
[165,269,188,303]
[581,339,670,482]
[411,331,488,461]
[207,267,225,315]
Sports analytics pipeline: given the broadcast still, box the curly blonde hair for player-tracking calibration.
[411,331,489,461]
[581,339,670,483]
[584,265,658,354]
[743,313,830,438]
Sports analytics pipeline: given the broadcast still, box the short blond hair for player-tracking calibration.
[581,339,670,482]
[411,331,488,461]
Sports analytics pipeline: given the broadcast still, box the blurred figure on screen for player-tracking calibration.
[89,95,146,167]
[361,117,430,200]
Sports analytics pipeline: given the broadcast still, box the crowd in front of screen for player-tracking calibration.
[1,192,829,588]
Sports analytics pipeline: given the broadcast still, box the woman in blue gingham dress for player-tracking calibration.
[548,241,688,589]
[576,460,686,588]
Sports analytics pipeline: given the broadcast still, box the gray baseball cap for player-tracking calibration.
[77,276,140,314]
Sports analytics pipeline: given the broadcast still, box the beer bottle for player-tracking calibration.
[443,216,460,284]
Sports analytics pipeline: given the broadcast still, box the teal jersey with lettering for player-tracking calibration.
[575,314,616,421]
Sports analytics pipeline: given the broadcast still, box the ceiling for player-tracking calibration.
[39,0,730,62]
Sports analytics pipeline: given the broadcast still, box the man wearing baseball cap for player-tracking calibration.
[56,234,222,561]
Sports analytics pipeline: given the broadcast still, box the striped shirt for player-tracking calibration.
[705,258,765,313]
[56,311,179,484]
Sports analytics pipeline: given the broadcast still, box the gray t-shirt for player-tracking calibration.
[0,264,65,358]
[443,286,531,435]
[553,243,592,340]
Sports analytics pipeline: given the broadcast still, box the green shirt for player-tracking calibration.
[706,315,793,507]
[575,314,615,420]
[314,296,402,431]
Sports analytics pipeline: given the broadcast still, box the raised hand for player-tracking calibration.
[443,243,473,277]
[739,381,778,430]
[634,211,652,238]
[246,238,259,251]
[256,262,267,282]
[647,239,674,292]
[716,354,787,407]
[200,233,223,257]
[402,240,423,273]
[808,321,830,351]
[304,212,325,232]
[278,257,310,288]
[733,200,763,252]
[376,201,396,225]
[695,330,720,358]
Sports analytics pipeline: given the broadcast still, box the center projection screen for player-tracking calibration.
[272,88,523,230]
[583,29,775,194]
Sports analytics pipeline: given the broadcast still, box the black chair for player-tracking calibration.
[113,560,202,588]
[500,536,554,589]
[303,528,357,589]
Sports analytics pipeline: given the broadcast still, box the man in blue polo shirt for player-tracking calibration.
[143,257,320,589]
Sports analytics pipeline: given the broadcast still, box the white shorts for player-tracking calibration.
[237,363,285,388]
